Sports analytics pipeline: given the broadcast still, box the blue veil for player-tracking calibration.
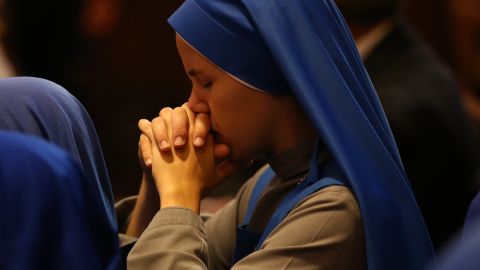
[0,131,119,270]
[168,1,435,269]
[0,77,116,231]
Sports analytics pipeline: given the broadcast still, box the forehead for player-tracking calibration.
[175,34,268,95]
[176,35,219,74]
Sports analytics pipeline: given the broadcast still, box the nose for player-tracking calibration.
[187,88,210,114]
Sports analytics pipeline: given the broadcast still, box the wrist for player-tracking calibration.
[159,188,201,214]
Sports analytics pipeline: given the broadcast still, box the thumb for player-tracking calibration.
[214,143,230,164]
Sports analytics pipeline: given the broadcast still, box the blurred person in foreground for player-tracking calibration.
[0,130,119,270]
[336,0,480,249]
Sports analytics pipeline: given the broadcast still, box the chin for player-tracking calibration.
[228,146,262,165]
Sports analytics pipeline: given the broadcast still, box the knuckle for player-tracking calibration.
[173,107,184,113]
[176,128,188,136]
[159,107,173,117]
[172,107,187,119]
[138,119,149,129]
[151,116,161,125]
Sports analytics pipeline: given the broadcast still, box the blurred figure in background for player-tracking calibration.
[336,0,480,249]
[425,191,480,270]
[2,0,83,85]
[0,0,15,77]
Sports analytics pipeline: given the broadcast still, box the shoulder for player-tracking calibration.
[262,184,363,246]
[300,185,360,212]
[285,185,362,230]
[257,185,366,268]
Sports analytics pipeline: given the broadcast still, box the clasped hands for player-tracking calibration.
[137,103,239,213]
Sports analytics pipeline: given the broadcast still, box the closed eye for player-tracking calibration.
[203,82,213,89]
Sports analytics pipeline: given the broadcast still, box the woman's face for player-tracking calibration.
[176,35,280,163]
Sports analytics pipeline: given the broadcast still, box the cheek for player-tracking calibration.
[222,109,268,160]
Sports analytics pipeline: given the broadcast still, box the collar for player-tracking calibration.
[268,140,329,180]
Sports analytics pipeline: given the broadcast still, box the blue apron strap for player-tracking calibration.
[253,146,346,250]
[242,167,276,224]
[231,225,262,265]
[233,139,346,263]
[231,167,275,266]
[255,177,343,249]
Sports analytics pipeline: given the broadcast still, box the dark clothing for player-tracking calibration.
[364,21,480,248]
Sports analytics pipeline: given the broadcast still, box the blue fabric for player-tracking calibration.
[257,177,343,250]
[0,77,116,232]
[242,168,275,225]
[427,223,480,270]
[169,1,435,269]
[0,131,120,270]
[231,168,274,265]
[233,154,345,264]
[232,166,343,265]
[464,193,480,234]
[232,225,261,265]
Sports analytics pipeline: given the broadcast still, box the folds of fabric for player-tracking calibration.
[168,1,435,269]
[464,193,480,236]
[0,131,119,270]
[0,77,116,232]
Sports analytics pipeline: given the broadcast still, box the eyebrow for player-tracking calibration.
[187,69,203,77]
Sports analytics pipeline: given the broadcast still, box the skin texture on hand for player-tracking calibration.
[138,105,240,214]
[138,103,230,167]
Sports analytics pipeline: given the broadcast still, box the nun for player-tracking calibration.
[127,0,435,269]
[0,76,117,231]
[0,131,119,270]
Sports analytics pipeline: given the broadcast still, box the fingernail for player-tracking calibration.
[160,140,170,150]
[174,136,185,146]
[194,137,204,146]
[146,159,152,166]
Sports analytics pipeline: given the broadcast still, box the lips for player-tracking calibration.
[210,120,223,144]
[210,116,229,146]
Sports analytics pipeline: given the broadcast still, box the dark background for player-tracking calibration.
[2,0,480,200]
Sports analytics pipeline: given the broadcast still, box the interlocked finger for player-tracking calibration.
[151,116,171,152]
[171,107,189,148]
[138,134,152,166]
[193,113,210,147]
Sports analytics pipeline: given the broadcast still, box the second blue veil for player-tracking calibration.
[0,131,119,270]
[0,77,116,231]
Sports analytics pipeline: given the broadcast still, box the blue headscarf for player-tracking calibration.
[168,1,435,269]
[0,131,119,270]
[0,77,116,231]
